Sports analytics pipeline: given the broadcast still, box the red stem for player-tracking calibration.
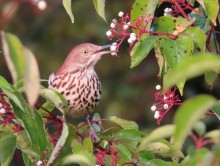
[171,0,190,21]
[0,0,19,30]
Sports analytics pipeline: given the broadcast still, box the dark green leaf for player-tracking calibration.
[12,101,48,155]
[0,134,17,166]
[174,95,216,149]
[116,144,132,164]
[188,13,207,30]
[130,36,160,68]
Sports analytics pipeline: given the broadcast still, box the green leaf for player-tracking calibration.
[63,152,95,166]
[211,101,220,120]
[12,101,48,155]
[154,44,165,77]
[174,95,216,149]
[139,125,175,151]
[183,148,210,166]
[40,88,68,114]
[1,31,25,83]
[163,54,220,91]
[109,116,139,130]
[53,124,77,165]
[183,27,206,54]
[114,129,146,152]
[203,0,219,25]
[83,138,93,153]
[92,113,101,132]
[131,0,150,22]
[0,134,16,166]
[17,131,39,158]
[130,35,160,68]
[93,0,106,22]
[138,151,155,163]
[205,71,218,87]
[147,159,177,166]
[47,119,69,166]
[1,31,40,106]
[161,36,194,69]
[188,13,207,31]
[142,142,170,154]
[23,48,40,106]
[62,0,74,23]
[152,16,176,33]
[116,144,132,164]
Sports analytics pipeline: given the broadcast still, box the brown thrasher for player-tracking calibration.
[48,43,112,117]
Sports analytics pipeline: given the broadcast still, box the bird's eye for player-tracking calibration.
[83,50,88,54]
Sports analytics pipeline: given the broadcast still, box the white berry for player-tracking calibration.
[106,30,112,37]
[155,85,161,90]
[164,104,169,109]
[123,24,129,30]
[128,37,133,44]
[110,45,117,51]
[111,52,117,56]
[130,33,136,37]
[0,108,6,114]
[118,11,124,17]
[0,103,2,108]
[151,105,157,111]
[37,0,47,10]
[154,111,160,119]
[110,22,116,28]
[37,160,43,166]
[130,35,136,41]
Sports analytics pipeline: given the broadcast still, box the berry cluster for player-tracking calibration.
[150,85,182,125]
[106,11,138,56]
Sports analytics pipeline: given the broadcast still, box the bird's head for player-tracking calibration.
[57,43,114,74]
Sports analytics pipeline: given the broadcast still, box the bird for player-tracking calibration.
[48,43,113,118]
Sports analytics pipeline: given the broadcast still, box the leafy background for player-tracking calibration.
[0,0,220,165]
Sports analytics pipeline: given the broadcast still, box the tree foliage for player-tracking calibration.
[0,0,220,166]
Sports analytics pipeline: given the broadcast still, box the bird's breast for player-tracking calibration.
[48,69,102,117]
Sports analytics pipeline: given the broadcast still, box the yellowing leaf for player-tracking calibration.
[63,0,74,23]
[93,0,106,22]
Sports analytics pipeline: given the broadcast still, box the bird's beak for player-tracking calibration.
[94,44,114,55]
